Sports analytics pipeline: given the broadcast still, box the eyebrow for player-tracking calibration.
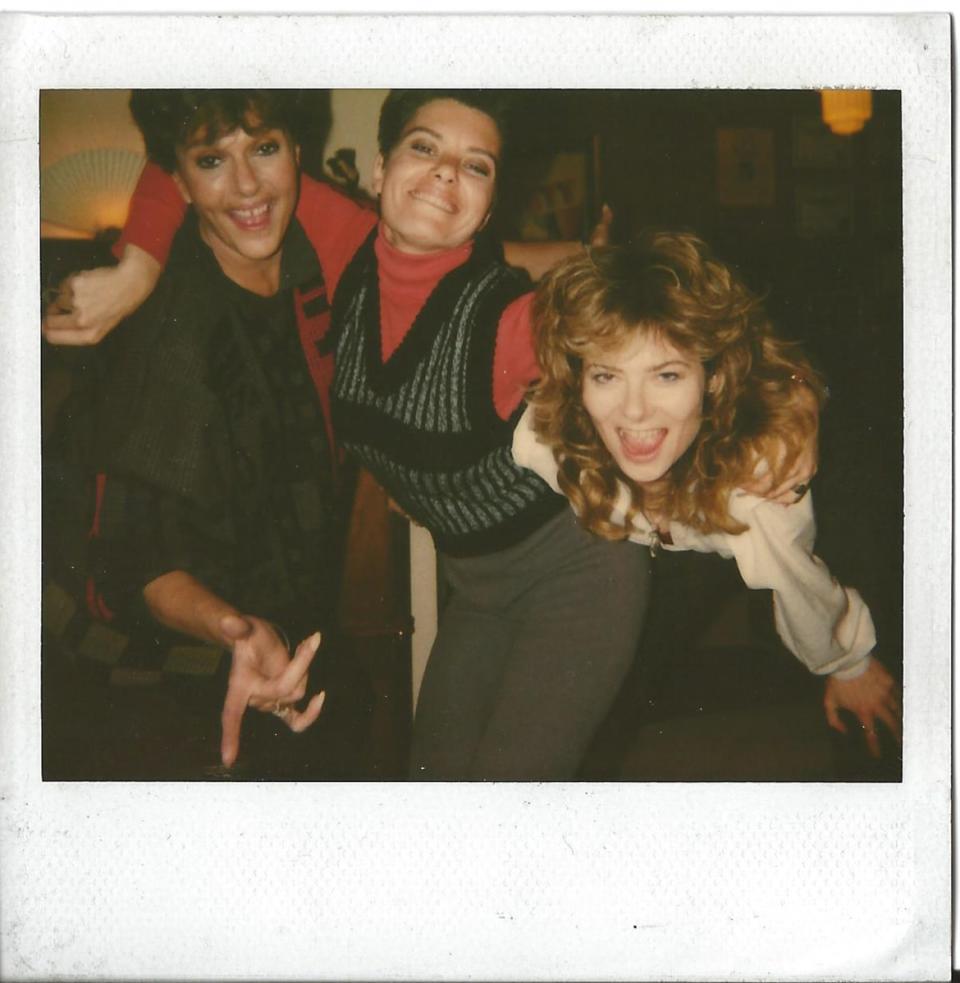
[182,124,281,152]
[586,358,691,372]
[402,125,499,164]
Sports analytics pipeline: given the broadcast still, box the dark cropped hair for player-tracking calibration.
[530,232,827,538]
[129,89,317,173]
[377,89,514,167]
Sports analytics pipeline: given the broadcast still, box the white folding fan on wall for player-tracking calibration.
[41,148,146,235]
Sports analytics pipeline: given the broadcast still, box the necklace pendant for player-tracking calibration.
[649,531,660,558]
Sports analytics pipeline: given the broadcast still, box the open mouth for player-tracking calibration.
[229,201,272,231]
[617,427,667,461]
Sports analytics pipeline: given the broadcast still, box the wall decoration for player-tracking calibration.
[514,150,590,241]
[41,148,146,235]
[716,128,775,207]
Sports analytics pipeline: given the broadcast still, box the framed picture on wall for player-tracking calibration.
[716,127,775,207]
[511,146,595,241]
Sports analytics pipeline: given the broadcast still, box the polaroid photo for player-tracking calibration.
[1,13,951,982]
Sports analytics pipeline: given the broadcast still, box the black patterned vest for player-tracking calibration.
[331,231,565,557]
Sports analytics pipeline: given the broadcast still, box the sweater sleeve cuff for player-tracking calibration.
[831,651,875,681]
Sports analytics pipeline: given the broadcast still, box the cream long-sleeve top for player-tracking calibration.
[513,406,875,680]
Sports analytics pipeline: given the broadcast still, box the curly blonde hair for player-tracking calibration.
[529,231,826,540]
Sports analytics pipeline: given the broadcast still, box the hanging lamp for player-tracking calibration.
[820,90,873,136]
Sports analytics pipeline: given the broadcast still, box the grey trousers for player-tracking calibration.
[409,508,651,780]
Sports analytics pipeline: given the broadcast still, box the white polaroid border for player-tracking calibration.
[1,14,951,982]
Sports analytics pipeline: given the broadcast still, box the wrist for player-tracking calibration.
[831,652,874,682]
[118,243,162,289]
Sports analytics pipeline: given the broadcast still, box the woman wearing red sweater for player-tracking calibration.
[44,90,818,779]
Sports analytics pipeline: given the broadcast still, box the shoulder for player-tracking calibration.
[512,405,562,493]
[466,248,532,319]
[297,175,377,240]
[297,175,377,291]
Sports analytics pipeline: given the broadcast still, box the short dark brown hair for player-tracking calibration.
[376,89,514,165]
[129,89,317,173]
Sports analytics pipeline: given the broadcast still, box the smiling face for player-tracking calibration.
[172,120,300,292]
[581,331,707,488]
[372,98,500,255]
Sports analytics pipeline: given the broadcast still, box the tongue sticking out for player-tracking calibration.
[620,428,666,458]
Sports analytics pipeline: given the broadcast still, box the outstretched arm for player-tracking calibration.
[143,570,325,768]
[503,205,613,282]
[42,161,185,346]
[729,491,901,758]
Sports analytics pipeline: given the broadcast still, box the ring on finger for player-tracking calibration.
[271,702,294,721]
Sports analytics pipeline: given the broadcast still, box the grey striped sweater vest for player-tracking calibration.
[330,232,565,557]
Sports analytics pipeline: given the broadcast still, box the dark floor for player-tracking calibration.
[41,630,411,782]
[41,537,900,784]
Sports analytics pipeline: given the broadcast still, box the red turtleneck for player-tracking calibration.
[117,164,538,420]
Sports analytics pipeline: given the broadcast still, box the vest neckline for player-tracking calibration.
[359,229,487,393]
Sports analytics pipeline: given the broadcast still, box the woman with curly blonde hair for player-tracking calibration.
[514,231,900,757]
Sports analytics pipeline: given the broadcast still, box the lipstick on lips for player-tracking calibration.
[229,201,272,232]
[618,427,667,462]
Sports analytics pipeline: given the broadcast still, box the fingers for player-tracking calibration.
[874,703,902,744]
[41,278,89,344]
[738,473,774,498]
[761,474,816,506]
[862,724,882,759]
[823,692,847,735]
[262,631,322,701]
[45,276,75,313]
[589,204,614,246]
[220,674,250,768]
[768,485,805,506]
[42,319,102,347]
[245,630,321,710]
[284,691,326,734]
[220,627,323,765]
